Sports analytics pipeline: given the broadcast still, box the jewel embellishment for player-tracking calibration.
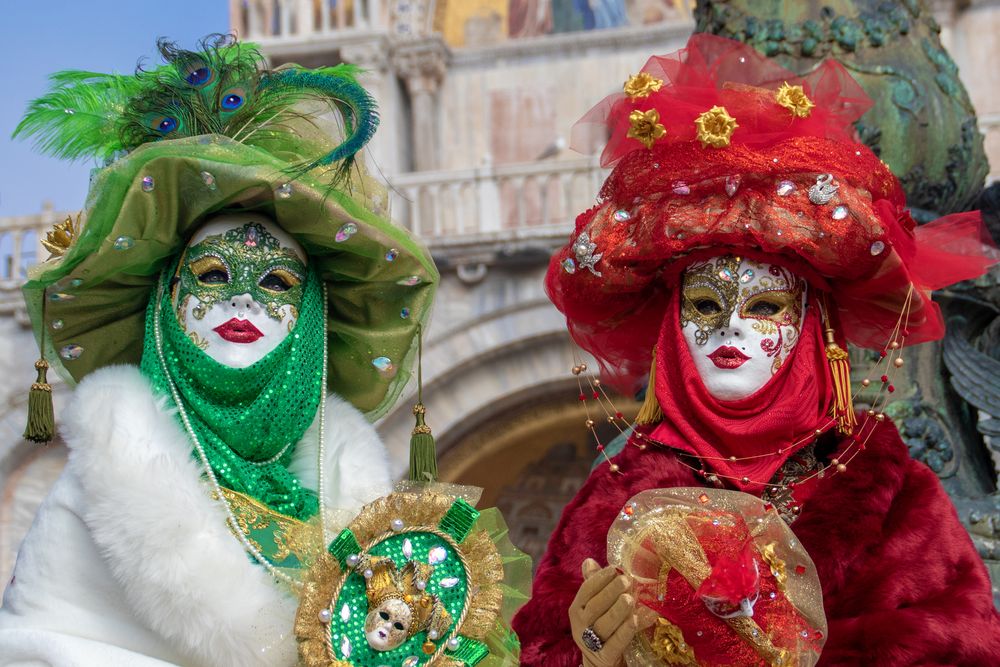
[428,546,447,564]
[776,180,796,196]
[627,109,666,149]
[672,181,691,195]
[113,235,135,251]
[740,269,754,283]
[59,344,83,360]
[402,538,413,558]
[51,319,64,330]
[335,223,358,242]
[201,171,217,191]
[402,657,419,667]
[49,292,75,302]
[340,603,351,622]
[440,577,460,588]
[870,240,886,255]
[725,175,741,197]
[400,307,411,319]
[276,183,293,199]
[561,257,577,274]
[613,209,631,222]
[808,174,839,205]
[372,356,393,372]
[140,176,155,192]
[572,232,603,277]
[775,82,815,118]
[397,275,421,286]
[385,248,398,262]
[623,72,664,99]
[341,635,352,659]
[695,106,738,148]
[832,205,849,220]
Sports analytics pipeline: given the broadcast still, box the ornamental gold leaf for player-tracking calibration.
[695,106,738,149]
[623,72,664,99]
[627,108,667,150]
[775,82,815,119]
[41,213,81,259]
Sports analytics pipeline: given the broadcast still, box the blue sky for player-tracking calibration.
[0,1,229,217]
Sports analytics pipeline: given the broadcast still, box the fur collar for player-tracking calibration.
[60,364,392,667]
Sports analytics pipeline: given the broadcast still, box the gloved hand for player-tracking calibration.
[569,558,638,667]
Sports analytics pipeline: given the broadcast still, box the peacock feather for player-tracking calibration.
[13,34,378,185]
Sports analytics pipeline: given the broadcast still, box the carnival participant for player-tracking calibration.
[0,36,438,666]
[514,33,1000,666]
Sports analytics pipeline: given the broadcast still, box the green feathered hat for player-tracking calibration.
[15,35,437,422]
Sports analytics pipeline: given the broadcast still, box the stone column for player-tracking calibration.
[392,37,449,172]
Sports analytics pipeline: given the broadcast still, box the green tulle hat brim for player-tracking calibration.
[24,135,438,421]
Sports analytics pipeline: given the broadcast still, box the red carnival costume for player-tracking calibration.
[513,34,1000,666]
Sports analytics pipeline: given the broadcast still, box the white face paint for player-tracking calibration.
[680,256,807,401]
[172,212,307,369]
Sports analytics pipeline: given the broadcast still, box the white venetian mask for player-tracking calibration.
[364,597,413,651]
[172,212,307,368]
[680,256,807,401]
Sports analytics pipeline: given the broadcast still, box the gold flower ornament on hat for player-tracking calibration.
[775,82,815,119]
[628,109,667,149]
[695,106,739,148]
[624,72,664,99]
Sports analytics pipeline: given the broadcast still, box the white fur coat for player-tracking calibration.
[0,364,392,666]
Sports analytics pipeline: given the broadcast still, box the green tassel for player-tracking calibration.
[23,359,54,443]
[327,528,361,567]
[408,403,438,482]
[439,498,480,543]
[450,637,490,666]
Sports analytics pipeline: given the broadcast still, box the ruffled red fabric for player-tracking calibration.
[512,421,1000,666]
[547,33,1000,395]
[641,287,833,491]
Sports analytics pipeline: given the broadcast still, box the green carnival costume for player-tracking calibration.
[9,36,529,667]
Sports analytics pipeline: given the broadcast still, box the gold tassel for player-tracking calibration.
[408,324,438,482]
[635,348,664,425]
[823,308,857,435]
[24,358,54,443]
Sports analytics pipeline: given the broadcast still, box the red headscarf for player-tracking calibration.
[637,285,833,490]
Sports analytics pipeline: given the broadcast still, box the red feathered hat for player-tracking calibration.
[548,33,998,396]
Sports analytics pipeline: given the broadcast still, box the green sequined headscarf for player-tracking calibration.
[140,258,325,521]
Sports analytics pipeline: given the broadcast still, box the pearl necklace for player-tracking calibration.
[152,279,329,588]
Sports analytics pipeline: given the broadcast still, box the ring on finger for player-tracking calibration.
[581,626,603,653]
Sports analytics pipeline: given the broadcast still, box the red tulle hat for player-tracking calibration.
[549,33,998,396]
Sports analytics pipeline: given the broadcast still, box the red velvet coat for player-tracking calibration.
[512,421,1000,666]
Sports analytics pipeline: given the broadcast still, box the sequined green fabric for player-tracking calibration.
[140,260,323,521]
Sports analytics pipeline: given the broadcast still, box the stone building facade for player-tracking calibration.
[2,0,999,585]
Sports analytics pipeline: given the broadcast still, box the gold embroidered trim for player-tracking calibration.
[217,487,322,566]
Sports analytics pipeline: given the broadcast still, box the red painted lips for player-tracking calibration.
[213,318,264,344]
[707,345,750,369]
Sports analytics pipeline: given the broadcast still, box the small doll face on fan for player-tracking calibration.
[172,212,307,368]
[681,255,806,400]
[364,597,412,651]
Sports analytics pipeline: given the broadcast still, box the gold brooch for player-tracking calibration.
[627,108,667,149]
[42,213,81,259]
[695,106,738,148]
[775,82,815,119]
[623,72,664,99]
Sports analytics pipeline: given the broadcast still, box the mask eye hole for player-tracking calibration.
[693,298,722,315]
[379,611,390,621]
[393,622,405,631]
[747,300,782,317]
[189,256,229,286]
[259,268,301,293]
